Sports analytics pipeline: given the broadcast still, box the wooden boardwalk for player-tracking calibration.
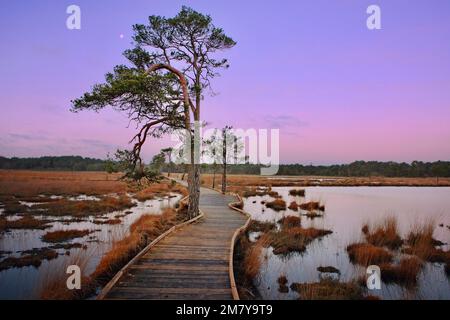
[101,186,247,300]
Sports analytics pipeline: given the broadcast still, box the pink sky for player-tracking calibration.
[1,0,450,164]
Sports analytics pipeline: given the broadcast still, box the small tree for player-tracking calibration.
[203,126,243,193]
[161,147,174,177]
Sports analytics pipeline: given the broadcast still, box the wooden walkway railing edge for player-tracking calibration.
[227,193,252,300]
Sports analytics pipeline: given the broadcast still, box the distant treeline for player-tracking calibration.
[0,156,107,171]
[1,156,450,177]
[167,160,450,177]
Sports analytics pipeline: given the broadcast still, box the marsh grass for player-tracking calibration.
[364,217,403,250]
[32,195,134,217]
[0,215,51,231]
[289,189,305,197]
[38,249,96,300]
[278,216,301,229]
[288,201,299,211]
[134,182,188,201]
[91,208,182,285]
[0,248,59,271]
[246,220,276,234]
[403,222,450,263]
[42,229,93,243]
[265,199,287,211]
[0,170,126,197]
[299,201,325,211]
[379,257,423,286]
[277,275,289,293]
[261,226,332,256]
[92,218,122,225]
[346,243,393,266]
[290,278,364,300]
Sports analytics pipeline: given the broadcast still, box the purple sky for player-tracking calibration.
[1,0,450,164]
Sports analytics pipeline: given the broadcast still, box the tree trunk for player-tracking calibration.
[167,154,171,177]
[187,163,200,219]
[212,164,216,189]
[181,164,187,180]
[187,125,201,219]
[221,129,227,194]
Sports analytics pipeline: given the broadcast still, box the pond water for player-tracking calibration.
[242,187,450,300]
[0,193,182,299]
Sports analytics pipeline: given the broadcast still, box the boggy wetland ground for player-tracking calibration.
[232,186,450,300]
[1,170,450,300]
[0,170,188,299]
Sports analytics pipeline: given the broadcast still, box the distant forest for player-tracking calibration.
[0,156,107,171]
[1,156,450,177]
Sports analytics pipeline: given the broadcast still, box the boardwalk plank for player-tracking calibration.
[102,185,246,300]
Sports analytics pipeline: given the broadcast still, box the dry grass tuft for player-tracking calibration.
[317,266,340,274]
[38,250,96,300]
[288,201,299,211]
[402,222,450,263]
[277,275,289,293]
[134,181,187,201]
[42,229,92,243]
[346,243,393,266]
[263,226,332,256]
[379,257,423,286]
[265,199,287,211]
[92,218,122,225]
[32,195,134,217]
[0,215,51,231]
[247,220,276,234]
[0,248,58,271]
[290,278,364,300]
[289,189,305,197]
[299,201,325,211]
[278,216,301,229]
[364,217,403,250]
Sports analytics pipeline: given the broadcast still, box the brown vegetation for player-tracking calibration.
[197,173,450,188]
[317,266,340,274]
[402,222,450,264]
[265,199,287,211]
[262,226,332,256]
[290,278,364,300]
[0,170,126,197]
[289,189,305,197]
[92,208,183,284]
[42,229,92,243]
[246,220,276,234]
[32,195,134,217]
[0,216,51,231]
[278,275,289,293]
[288,201,299,211]
[278,216,301,229]
[346,243,393,266]
[92,218,122,225]
[39,250,96,300]
[299,201,325,211]
[379,257,423,286]
[0,248,58,271]
[134,181,188,201]
[364,217,403,250]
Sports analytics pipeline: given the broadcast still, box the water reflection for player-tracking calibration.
[243,187,450,300]
[0,193,182,299]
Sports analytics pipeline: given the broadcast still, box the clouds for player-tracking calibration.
[0,132,120,159]
[262,114,308,130]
